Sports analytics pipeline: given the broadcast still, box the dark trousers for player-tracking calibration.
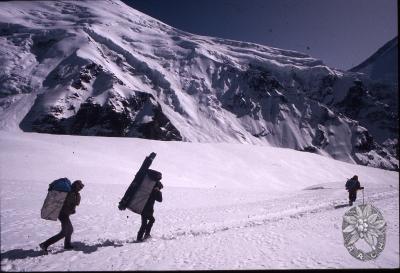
[137,214,155,240]
[349,190,357,203]
[42,214,73,248]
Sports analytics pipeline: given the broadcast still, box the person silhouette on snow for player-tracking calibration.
[137,170,163,242]
[40,180,84,252]
[345,175,364,206]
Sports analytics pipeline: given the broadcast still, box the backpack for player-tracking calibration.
[41,178,72,221]
[345,179,351,190]
[48,177,72,192]
[345,178,359,191]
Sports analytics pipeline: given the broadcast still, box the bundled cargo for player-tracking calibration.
[40,178,71,221]
[118,152,159,214]
[126,169,162,214]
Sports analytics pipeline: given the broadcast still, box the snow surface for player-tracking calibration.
[0,0,398,270]
[0,0,397,170]
[0,131,399,270]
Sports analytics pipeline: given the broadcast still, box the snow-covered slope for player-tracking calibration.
[350,36,398,86]
[0,131,398,270]
[0,0,397,170]
[346,37,398,152]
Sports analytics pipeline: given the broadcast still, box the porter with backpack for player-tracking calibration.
[39,178,84,252]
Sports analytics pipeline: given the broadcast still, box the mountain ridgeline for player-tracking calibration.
[0,0,398,170]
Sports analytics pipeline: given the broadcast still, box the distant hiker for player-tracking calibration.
[345,175,364,206]
[136,170,163,242]
[39,180,84,252]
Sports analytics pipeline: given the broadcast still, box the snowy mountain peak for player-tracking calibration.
[0,0,398,170]
[350,36,398,86]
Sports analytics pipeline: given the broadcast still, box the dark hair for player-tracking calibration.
[156,181,163,189]
[72,180,84,190]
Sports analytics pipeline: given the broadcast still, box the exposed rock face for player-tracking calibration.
[66,92,182,141]
[26,86,182,141]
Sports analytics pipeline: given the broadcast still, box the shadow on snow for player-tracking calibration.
[0,249,44,261]
[52,239,125,254]
[1,239,125,260]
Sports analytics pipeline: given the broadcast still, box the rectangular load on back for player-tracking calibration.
[40,178,71,221]
[119,152,157,211]
[127,174,157,214]
[41,190,68,221]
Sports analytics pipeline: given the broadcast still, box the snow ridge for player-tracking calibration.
[349,36,398,85]
[0,0,397,170]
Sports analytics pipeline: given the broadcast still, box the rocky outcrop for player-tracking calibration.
[27,90,182,140]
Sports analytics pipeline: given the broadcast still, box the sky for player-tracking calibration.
[122,0,398,71]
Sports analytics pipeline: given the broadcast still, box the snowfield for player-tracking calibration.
[0,131,398,270]
[0,0,398,270]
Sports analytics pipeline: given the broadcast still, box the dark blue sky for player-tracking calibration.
[122,0,397,70]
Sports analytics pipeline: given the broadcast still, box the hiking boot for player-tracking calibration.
[349,201,353,206]
[143,234,151,240]
[39,243,48,252]
[64,244,74,250]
